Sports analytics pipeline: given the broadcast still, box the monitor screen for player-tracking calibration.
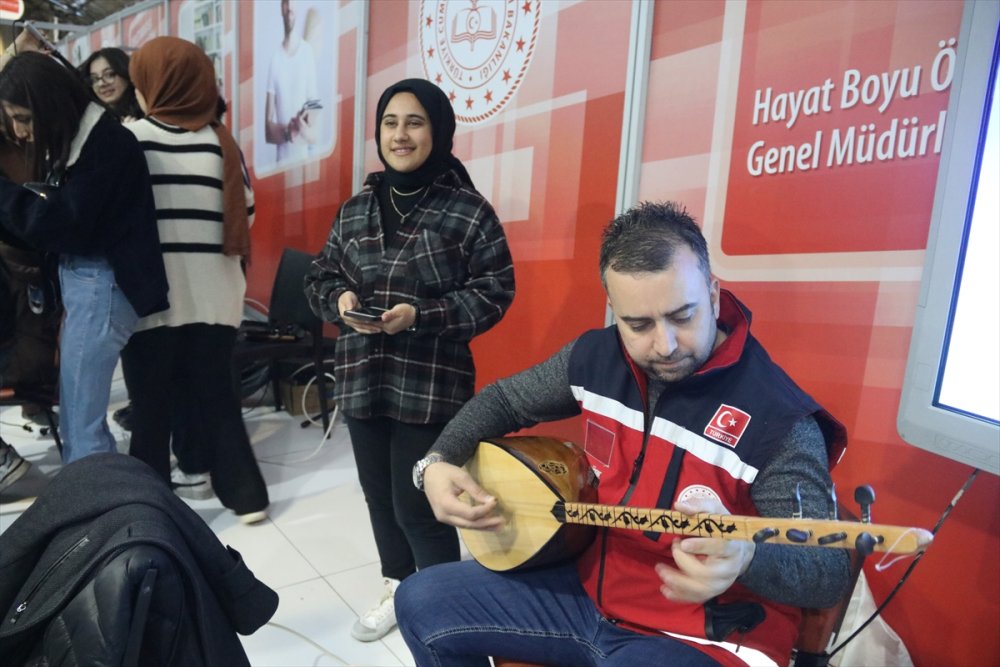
[898,0,1000,475]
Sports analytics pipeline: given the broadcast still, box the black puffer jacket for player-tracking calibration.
[0,453,278,666]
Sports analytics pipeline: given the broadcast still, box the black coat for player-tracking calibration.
[0,256,13,359]
[0,453,278,666]
[0,104,169,318]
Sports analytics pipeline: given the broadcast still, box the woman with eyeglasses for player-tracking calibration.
[78,48,143,122]
[0,51,168,464]
[76,48,145,432]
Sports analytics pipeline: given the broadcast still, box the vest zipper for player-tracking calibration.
[595,528,611,607]
[9,535,90,626]
[597,382,656,605]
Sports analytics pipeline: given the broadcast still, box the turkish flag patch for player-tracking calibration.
[704,404,752,447]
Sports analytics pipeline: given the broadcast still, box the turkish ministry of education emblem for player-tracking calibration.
[704,404,752,448]
[676,485,731,514]
[419,0,541,125]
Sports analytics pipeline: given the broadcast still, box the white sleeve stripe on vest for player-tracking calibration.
[571,385,759,484]
[571,385,645,432]
[650,417,759,484]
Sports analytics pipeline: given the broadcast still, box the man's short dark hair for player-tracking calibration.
[599,201,712,286]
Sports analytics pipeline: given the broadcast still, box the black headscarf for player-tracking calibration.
[374,78,475,190]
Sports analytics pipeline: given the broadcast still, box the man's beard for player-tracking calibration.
[640,343,713,384]
[640,355,699,383]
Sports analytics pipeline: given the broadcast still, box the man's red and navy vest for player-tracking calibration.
[567,290,846,666]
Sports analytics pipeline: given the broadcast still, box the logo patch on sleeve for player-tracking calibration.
[704,404,751,447]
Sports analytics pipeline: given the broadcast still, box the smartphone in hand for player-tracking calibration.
[344,306,388,322]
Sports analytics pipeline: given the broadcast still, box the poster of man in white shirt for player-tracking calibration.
[254,0,337,175]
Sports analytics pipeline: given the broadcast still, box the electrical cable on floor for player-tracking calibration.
[263,400,339,466]
[244,297,268,315]
[299,371,335,427]
[826,468,979,658]
[0,419,48,434]
[271,377,339,465]
[254,361,340,466]
[263,621,350,665]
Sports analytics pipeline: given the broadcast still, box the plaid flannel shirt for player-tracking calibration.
[305,170,515,423]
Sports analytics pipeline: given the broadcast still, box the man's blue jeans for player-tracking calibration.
[396,560,720,667]
[58,256,137,463]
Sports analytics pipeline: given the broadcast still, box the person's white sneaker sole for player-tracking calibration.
[351,580,397,642]
[237,509,269,525]
[350,613,396,642]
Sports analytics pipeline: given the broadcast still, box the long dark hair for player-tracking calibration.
[0,52,92,182]
[78,47,143,121]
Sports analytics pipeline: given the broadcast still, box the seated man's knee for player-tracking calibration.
[395,570,432,629]
[398,565,458,618]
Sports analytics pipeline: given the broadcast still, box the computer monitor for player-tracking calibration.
[898,0,1000,476]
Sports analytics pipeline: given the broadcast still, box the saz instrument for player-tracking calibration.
[459,437,934,572]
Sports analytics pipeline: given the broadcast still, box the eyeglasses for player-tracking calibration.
[89,70,119,86]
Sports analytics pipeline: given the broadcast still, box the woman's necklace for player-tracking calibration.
[389,186,426,218]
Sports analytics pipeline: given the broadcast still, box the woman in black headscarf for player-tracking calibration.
[306,78,515,642]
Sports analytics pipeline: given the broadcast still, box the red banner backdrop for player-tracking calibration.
[639,3,997,666]
[122,6,164,49]
[0,0,24,21]
[363,0,632,413]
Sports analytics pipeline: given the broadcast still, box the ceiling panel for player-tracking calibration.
[22,0,142,28]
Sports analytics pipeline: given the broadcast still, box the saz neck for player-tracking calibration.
[555,501,932,554]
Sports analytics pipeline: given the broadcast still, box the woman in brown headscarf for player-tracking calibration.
[122,37,269,523]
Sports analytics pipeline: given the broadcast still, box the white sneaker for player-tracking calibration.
[170,469,214,500]
[351,577,399,642]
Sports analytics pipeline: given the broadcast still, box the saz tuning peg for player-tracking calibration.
[854,485,876,524]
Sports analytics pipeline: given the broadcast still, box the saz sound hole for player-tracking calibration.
[538,460,568,476]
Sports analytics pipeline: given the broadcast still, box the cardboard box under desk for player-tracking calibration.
[279,379,323,416]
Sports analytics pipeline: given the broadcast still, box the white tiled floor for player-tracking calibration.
[0,375,417,667]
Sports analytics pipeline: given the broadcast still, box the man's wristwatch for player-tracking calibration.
[412,452,444,490]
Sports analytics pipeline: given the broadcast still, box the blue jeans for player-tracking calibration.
[58,256,137,463]
[396,560,721,667]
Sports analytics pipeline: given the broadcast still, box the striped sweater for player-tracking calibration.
[126,117,254,331]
